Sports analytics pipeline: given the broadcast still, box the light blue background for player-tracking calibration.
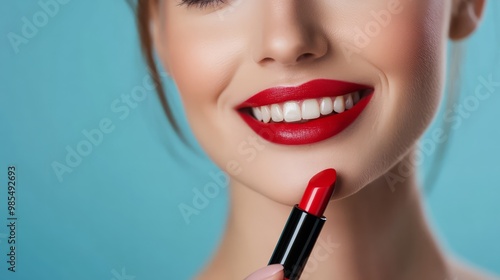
[1,1,499,279]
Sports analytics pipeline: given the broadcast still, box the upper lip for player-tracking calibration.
[236,79,373,109]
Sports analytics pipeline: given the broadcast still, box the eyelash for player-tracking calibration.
[178,0,227,9]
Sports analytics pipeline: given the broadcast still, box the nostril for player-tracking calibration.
[260,57,275,64]
[297,53,315,62]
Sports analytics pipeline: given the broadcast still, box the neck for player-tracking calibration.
[202,152,452,280]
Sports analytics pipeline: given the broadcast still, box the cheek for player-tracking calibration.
[157,13,255,169]
[354,0,448,129]
[161,17,241,106]
[352,1,447,77]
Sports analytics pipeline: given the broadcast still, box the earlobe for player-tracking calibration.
[449,0,487,41]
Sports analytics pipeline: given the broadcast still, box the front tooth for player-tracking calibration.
[261,105,271,123]
[353,91,360,103]
[283,101,301,122]
[252,107,263,121]
[271,104,284,122]
[345,94,354,110]
[301,99,320,120]
[333,96,345,113]
[320,97,333,115]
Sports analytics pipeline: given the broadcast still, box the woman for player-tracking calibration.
[135,0,497,279]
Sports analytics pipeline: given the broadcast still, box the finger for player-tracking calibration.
[244,264,284,280]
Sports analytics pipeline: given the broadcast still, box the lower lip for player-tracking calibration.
[239,91,373,145]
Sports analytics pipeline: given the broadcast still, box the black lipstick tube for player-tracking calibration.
[268,205,325,280]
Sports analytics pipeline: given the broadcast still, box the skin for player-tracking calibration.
[149,0,495,279]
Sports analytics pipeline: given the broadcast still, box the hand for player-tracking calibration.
[244,264,284,280]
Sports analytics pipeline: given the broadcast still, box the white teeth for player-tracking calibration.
[283,101,301,122]
[261,105,271,123]
[353,91,360,103]
[333,95,345,113]
[345,94,353,110]
[271,104,284,122]
[252,107,263,121]
[301,99,320,120]
[320,97,333,115]
[250,91,364,123]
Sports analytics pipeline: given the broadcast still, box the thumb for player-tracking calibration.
[244,264,284,280]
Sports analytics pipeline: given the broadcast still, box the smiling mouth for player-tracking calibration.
[240,89,371,123]
[236,79,374,145]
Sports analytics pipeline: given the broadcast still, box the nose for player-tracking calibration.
[252,2,329,66]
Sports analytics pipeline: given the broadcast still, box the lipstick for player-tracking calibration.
[237,79,373,145]
[268,168,337,280]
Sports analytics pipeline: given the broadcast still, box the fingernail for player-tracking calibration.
[244,264,283,280]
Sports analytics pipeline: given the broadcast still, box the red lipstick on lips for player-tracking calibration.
[268,169,337,280]
[237,79,373,145]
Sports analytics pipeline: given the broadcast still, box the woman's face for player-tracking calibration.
[153,0,452,203]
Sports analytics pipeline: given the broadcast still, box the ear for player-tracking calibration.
[449,0,487,41]
[148,0,171,74]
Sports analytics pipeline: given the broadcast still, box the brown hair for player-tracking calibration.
[134,0,188,144]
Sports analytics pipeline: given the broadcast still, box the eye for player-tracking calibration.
[178,0,227,9]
